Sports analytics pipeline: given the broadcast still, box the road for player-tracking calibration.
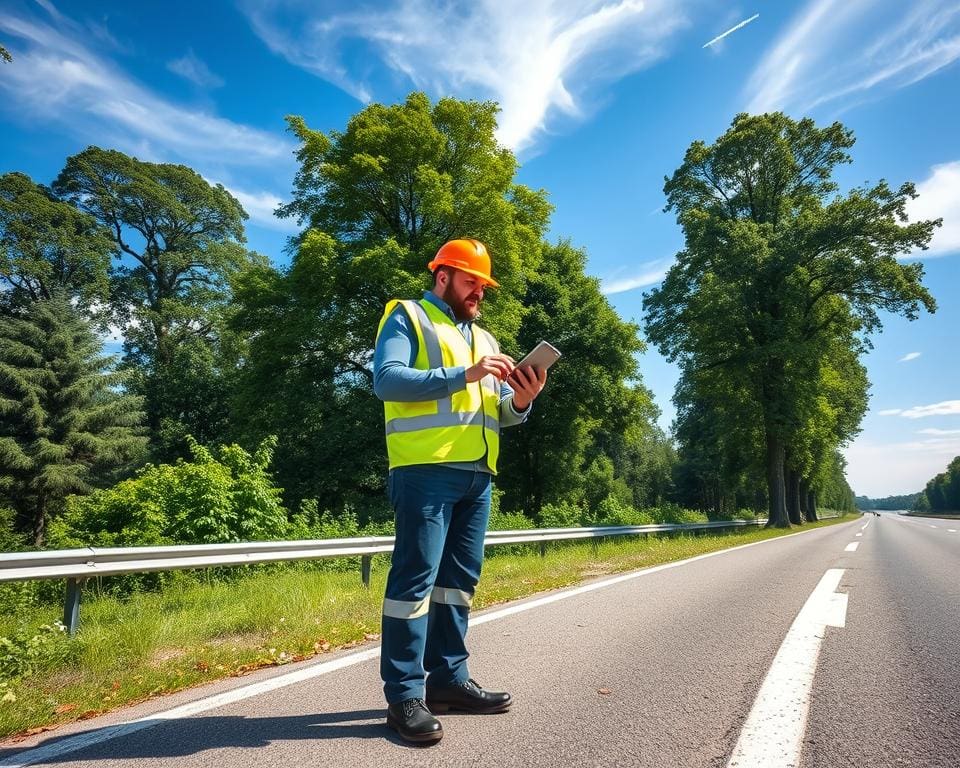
[2,513,957,767]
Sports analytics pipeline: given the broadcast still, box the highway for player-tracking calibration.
[2,513,957,767]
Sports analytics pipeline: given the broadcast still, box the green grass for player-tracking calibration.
[0,513,854,740]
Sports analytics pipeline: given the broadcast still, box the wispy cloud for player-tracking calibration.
[745,0,960,114]
[917,428,960,436]
[878,401,960,418]
[601,257,673,294]
[703,13,759,48]
[0,7,293,168]
[899,351,922,362]
[905,160,960,258]
[212,182,298,233]
[239,0,692,152]
[167,49,224,89]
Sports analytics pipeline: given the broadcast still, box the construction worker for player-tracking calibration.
[373,238,547,744]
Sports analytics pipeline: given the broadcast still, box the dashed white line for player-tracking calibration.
[949,529,957,533]
[726,569,848,768]
[855,533,863,537]
[929,525,938,529]
[844,542,860,552]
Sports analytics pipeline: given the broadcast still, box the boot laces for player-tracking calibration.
[402,698,427,718]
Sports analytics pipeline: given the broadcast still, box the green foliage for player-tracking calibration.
[0,295,147,545]
[0,622,75,683]
[233,93,555,515]
[498,240,662,515]
[915,456,960,513]
[855,493,920,511]
[48,436,286,551]
[0,172,112,311]
[51,148,257,462]
[645,113,937,526]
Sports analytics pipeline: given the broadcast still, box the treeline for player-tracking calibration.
[913,456,960,513]
[1,95,935,550]
[0,93,674,550]
[855,493,921,511]
[643,113,936,525]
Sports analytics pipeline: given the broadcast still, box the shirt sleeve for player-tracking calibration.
[373,306,467,402]
[499,379,531,428]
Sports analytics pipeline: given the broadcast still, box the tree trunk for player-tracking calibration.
[807,489,819,521]
[33,494,46,548]
[786,469,803,525]
[765,431,790,527]
[800,478,816,521]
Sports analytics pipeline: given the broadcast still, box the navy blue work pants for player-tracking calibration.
[380,464,492,704]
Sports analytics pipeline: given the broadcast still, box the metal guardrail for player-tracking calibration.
[2,516,839,635]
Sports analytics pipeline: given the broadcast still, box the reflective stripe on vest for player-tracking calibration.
[377,298,501,472]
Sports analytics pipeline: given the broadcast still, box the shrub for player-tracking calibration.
[0,622,76,683]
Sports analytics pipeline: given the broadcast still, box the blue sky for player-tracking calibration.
[1,0,958,498]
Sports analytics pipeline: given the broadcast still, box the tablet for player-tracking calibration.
[515,340,561,372]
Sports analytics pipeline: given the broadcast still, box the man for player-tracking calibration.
[372,238,547,744]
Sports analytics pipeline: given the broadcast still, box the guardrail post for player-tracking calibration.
[63,577,84,637]
[361,555,372,588]
[539,541,546,558]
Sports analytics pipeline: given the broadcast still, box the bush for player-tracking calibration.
[648,503,709,525]
[0,622,76,683]
[537,501,581,528]
[48,436,287,550]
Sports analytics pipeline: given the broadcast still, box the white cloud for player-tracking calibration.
[844,434,960,496]
[0,10,293,168]
[877,408,903,416]
[239,0,691,152]
[905,160,960,258]
[215,183,299,233]
[745,0,960,114]
[601,258,673,294]
[703,13,759,49]
[898,351,922,362]
[917,428,960,436]
[900,400,960,419]
[167,50,224,89]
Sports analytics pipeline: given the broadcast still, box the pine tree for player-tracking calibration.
[0,295,147,546]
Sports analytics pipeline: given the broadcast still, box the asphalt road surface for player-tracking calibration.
[2,513,957,768]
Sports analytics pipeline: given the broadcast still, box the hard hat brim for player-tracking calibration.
[428,261,500,288]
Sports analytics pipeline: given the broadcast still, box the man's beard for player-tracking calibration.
[440,284,482,322]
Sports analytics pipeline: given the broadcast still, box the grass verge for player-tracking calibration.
[0,514,855,740]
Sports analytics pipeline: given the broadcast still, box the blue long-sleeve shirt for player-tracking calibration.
[373,291,529,472]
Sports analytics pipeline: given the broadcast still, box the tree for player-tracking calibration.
[644,113,937,527]
[0,45,11,64]
[497,240,656,516]
[51,148,253,460]
[0,171,112,310]
[0,295,147,545]
[233,93,552,516]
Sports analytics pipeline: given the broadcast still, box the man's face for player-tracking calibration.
[438,268,486,321]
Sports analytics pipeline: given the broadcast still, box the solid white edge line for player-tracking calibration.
[949,529,957,533]
[726,569,848,768]
[2,520,853,768]
[844,542,860,552]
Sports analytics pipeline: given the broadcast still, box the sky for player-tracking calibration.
[1,0,958,498]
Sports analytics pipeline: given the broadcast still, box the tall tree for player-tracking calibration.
[497,240,655,515]
[0,171,112,310]
[644,113,937,527]
[51,148,252,459]
[0,295,147,545]
[233,93,553,515]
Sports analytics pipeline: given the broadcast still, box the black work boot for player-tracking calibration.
[426,678,512,714]
[386,698,443,744]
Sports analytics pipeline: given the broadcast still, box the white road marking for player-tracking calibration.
[855,533,863,537]
[860,520,870,530]
[844,542,860,552]
[930,525,939,529]
[726,569,848,768]
[2,522,852,768]
[949,529,957,533]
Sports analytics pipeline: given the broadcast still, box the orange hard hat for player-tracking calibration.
[428,239,500,288]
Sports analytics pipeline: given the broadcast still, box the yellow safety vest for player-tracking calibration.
[376,299,501,472]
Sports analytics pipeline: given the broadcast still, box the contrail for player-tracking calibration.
[703,13,760,48]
